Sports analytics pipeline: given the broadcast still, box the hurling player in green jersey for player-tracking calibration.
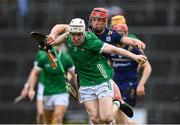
[48,18,147,124]
[28,45,76,124]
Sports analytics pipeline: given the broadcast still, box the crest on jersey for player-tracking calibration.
[106,36,111,42]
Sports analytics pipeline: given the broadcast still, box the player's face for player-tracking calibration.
[70,33,85,46]
[91,17,106,33]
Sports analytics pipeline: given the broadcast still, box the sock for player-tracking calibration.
[113,100,120,108]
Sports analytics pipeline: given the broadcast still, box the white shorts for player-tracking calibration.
[36,83,44,101]
[79,79,114,103]
[43,93,69,110]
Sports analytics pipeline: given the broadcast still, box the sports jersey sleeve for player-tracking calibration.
[128,34,138,39]
[85,32,104,53]
[133,47,143,55]
[112,30,123,44]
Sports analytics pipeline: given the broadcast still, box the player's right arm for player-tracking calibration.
[20,83,29,98]
[28,67,41,101]
[20,71,32,98]
[49,32,68,45]
[28,52,43,101]
[48,24,69,44]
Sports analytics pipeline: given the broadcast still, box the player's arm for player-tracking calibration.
[20,83,29,98]
[48,24,69,44]
[121,37,146,50]
[102,43,147,64]
[49,24,69,39]
[67,67,79,92]
[20,69,33,98]
[136,59,152,96]
[28,67,41,101]
[49,32,68,45]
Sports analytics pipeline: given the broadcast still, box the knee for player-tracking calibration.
[100,114,113,123]
[90,115,101,124]
[38,111,44,116]
[53,114,63,124]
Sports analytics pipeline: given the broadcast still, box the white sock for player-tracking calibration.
[113,100,120,108]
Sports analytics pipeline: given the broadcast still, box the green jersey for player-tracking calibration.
[35,50,74,95]
[66,32,113,86]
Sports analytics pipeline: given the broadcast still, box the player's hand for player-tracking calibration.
[135,40,146,50]
[47,36,55,45]
[20,87,29,98]
[136,55,147,65]
[136,84,145,97]
[28,89,35,101]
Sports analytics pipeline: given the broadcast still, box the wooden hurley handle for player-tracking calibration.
[47,52,57,68]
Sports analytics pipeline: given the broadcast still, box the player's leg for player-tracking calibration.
[43,95,54,124]
[99,96,117,123]
[44,109,54,124]
[115,81,137,124]
[127,82,139,125]
[84,99,101,124]
[53,93,69,124]
[128,119,139,125]
[113,81,133,118]
[36,100,44,124]
[36,83,45,124]
[98,80,121,123]
[113,81,133,124]
[79,86,101,124]
[115,110,128,124]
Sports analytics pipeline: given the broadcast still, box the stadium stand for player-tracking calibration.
[0,0,180,124]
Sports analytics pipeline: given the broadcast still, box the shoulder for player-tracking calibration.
[36,51,47,60]
[37,50,46,57]
[61,50,70,58]
[105,28,119,36]
[85,31,98,40]
[86,31,97,38]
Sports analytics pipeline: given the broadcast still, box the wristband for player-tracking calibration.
[24,83,29,89]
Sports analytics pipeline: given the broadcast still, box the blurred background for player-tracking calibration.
[0,0,180,124]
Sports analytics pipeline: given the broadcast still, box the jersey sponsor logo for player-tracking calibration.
[73,47,85,52]
[81,48,85,51]
[67,43,72,47]
[111,58,131,62]
[112,62,131,67]
[45,64,51,68]
[111,54,122,58]
[106,36,111,42]
[74,47,77,51]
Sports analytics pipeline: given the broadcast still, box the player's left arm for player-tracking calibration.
[137,59,152,97]
[121,37,146,50]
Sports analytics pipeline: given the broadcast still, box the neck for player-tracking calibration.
[93,28,105,35]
